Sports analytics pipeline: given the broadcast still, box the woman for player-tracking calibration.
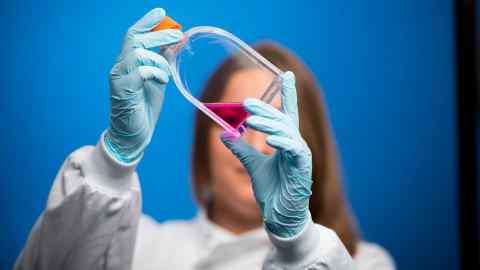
[14,8,395,270]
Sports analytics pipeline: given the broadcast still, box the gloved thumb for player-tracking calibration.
[220,132,261,171]
[131,8,166,33]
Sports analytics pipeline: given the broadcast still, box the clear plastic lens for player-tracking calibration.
[164,26,284,136]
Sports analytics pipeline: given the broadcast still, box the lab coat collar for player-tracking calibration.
[194,208,270,249]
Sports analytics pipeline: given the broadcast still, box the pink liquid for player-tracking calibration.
[204,102,250,129]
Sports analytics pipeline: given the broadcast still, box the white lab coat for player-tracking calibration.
[14,133,395,270]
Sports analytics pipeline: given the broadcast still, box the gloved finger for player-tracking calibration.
[118,48,170,74]
[129,8,166,34]
[280,71,299,128]
[125,66,169,90]
[126,29,183,51]
[265,135,305,157]
[243,98,292,126]
[245,116,296,139]
[144,80,165,123]
[220,132,262,170]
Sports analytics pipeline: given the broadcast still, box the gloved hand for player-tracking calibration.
[104,8,183,163]
[221,71,313,238]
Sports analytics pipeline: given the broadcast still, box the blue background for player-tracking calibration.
[0,1,458,269]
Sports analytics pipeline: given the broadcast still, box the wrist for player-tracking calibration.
[264,208,310,238]
[104,129,143,163]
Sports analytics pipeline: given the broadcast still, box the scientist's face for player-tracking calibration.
[207,68,281,228]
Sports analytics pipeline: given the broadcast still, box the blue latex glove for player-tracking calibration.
[104,8,183,163]
[221,71,313,238]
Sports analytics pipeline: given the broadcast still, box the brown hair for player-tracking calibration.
[191,41,360,255]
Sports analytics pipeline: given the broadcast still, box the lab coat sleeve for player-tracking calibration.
[263,215,357,270]
[13,131,142,270]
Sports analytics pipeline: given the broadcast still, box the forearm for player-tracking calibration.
[263,214,356,270]
[14,132,142,270]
